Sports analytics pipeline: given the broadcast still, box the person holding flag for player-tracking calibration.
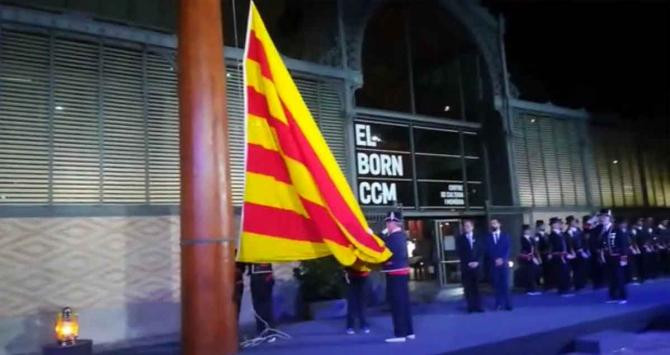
[380,210,415,343]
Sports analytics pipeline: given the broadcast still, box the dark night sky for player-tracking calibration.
[482,0,669,123]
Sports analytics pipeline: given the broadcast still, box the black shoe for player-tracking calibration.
[505,306,513,311]
[475,308,485,313]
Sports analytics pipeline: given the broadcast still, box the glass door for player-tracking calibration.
[434,219,462,287]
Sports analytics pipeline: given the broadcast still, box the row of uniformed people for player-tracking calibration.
[518,209,670,304]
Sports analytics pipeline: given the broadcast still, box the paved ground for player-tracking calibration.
[103,278,670,355]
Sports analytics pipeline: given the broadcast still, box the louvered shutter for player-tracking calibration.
[316,80,347,172]
[554,119,575,206]
[525,115,548,207]
[0,29,50,204]
[570,121,588,206]
[225,63,245,206]
[146,49,179,204]
[102,43,147,203]
[52,35,101,203]
[512,114,532,207]
[539,116,561,206]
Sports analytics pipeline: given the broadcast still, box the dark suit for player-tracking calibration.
[537,232,554,290]
[519,235,539,293]
[457,233,483,312]
[487,231,512,309]
[249,263,275,334]
[549,230,571,294]
[604,228,630,301]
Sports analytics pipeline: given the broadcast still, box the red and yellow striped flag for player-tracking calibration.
[237,2,391,267]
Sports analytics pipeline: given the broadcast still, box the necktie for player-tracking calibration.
[467,234,473,249]
[494,233,499,245]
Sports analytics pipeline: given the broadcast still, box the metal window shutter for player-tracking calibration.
[524,114,548,207]
[146,49,179,204]
[617,133,635,206]
[0,29,51,203]
[316,80,347,173]
[554,119,576,206]
[538,116,561,206]
[51,35,102,203]
[583,135,602,207]
[102,43,147,203]
[512,114,533,207]
[664,144,670,207]
[569,121,588,206]
[226,64,245,206]
[652,147,668,207]
[593,132,613,207]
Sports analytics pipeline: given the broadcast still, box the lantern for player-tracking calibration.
[54,307,79,346]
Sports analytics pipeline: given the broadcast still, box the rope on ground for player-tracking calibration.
[239,311,291,349]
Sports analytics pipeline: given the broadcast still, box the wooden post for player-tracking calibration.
[177,0,237,354]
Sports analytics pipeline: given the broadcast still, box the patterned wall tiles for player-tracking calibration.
[0,216,181,318]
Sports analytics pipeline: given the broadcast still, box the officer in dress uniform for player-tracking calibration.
[381,210,414,343]
[536,220,554,291]
[487,218,512,311]
[519,224,541,295]
[605,218,630,304]
[590,210,612,289]
[632,218,649,283]
[566,216,588,292]
[235,262,246,321]
[344,267,370,335]
[643,217,658,279]
[549,217,573,296]
[658,218,670,275]
[456,219,484,313]
[249,263,275,334]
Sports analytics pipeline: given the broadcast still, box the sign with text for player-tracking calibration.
[354,121,414,206]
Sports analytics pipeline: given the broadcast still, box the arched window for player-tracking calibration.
[357,0,488,122]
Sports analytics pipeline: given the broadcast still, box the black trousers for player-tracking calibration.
[590,256,606,289]
[554,258,571,294]
[386,275,413,337]
[346,276,369,329]
[541,254,554,290]
[250,274,275,334]
[644,251,658,279]
[519,260,538,293]
[461,267,482,311]
[635,253,647,282]
[491,266,511,309]
[571,257,588,290]
[606,258,627,301]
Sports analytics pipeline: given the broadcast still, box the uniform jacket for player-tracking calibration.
[603,228,631,256]
[549,230,569,254]
[382,229,409,272]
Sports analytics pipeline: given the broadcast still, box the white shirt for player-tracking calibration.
[466,233,474,249]
[493,231,500,244]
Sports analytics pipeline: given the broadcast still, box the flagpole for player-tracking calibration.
[177,0,238,353]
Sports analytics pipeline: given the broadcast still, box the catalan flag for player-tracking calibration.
[237,2,391,267]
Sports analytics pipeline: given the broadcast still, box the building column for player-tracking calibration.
[177,0,237,354]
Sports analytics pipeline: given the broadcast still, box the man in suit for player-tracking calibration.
[381,210,414,343]
[549,217,573,297]
[487,218,512,311]
[456,219,484,313]
[519,224,541,295]
[605,218,630,304]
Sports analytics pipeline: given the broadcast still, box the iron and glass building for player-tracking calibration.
[0,1,668,352]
